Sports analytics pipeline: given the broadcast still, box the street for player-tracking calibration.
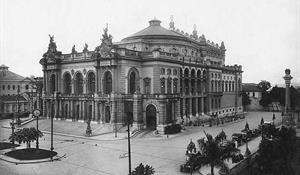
[0,112,281,175]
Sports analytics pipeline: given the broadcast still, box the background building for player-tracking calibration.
[0,64,42,118]
[242,83,263,111]
[40,19,243,133]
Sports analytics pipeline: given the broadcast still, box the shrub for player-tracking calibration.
[164,124,181,134]
[9,127,43,148]
[131,163,155,175]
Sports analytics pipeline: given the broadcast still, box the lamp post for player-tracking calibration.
[51,92,54,160]
[33,109,40,149]
[16,86,21,125]
[10,118,15,145]
[127,112,132,175]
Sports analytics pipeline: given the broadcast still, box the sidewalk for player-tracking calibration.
[2,118,129,141]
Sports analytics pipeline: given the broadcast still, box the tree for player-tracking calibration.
[242,92,251,106]
[197,131,239,175]
[258,80,271,91]
[252,126,296,175]
[258,80,272,107]
[9,127,43,148]
[131,163,155,175]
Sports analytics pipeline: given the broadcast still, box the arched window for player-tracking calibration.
[203,70,207,79]
[87,72,95,93]
[160,78,165,94]
[167,78,172,94]
[25,85,29,90]
[63,73,72,94]
[129,71,136,94]
[8,85,10,90]
[49,74,56,93]
[167,69,171,75]
[173,78,178,93]
[161,68,165,75]
[173,69,177,75]
[144,78,151,94]
[184,69,189,94]
[232,81,235,91]
[225,81,228,92]
[211,80,214,92]
[12,85,15,90]
[103,71,112,94]
[75,72,84,94]
[191,70,195,94]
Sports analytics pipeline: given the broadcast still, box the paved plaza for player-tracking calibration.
[0,112,282,175]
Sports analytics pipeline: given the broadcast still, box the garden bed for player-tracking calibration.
[5,148,57,160]
[0,142,19,150]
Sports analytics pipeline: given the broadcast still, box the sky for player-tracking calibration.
[0,0,299,86]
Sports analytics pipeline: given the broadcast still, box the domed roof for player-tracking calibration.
[122,19,185,41]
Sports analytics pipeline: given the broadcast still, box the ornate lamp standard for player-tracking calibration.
[33,109,41,149]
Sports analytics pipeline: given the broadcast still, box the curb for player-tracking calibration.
[0,153,66,164]
[41,130,128,142]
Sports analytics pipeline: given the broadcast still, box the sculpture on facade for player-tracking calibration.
[83,43,89,52]
[93,26,114,58]
[40,34,61,65]
[72,45,77,54]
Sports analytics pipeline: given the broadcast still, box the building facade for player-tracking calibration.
[0,65,41,118]
[242,83,263,111]
[40,19,243,133]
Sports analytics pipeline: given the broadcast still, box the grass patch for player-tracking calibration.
[0,142,19,150]
[5,148,57,160]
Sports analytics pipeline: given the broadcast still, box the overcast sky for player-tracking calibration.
[1,0,299,86]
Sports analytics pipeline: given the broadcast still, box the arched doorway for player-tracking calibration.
[146,104,157,129]
[103,71,112,94]
[105,106,111,123]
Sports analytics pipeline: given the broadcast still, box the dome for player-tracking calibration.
[122,19,185,41]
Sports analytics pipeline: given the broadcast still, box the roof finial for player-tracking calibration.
[192,24,198,39]
[169,15,175,30]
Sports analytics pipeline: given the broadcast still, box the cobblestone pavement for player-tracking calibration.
[0,112,281,175]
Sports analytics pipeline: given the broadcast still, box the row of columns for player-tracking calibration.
[181,78,207,95]
[181,97,205,117]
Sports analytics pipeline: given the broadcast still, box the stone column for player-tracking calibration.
[195,97,199,116]
[283,69,293,113]
[133,93,142,129]
[59,100,62,119]
[201,97,204,115]
[189,98,192,117]
[182,98,186,117]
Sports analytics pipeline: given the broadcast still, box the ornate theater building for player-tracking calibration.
[40,18,243,133]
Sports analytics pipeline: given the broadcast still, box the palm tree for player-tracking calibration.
[197,131,239,175]
[131,163,155,175]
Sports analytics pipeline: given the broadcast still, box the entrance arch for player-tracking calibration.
[146,104,157,129]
